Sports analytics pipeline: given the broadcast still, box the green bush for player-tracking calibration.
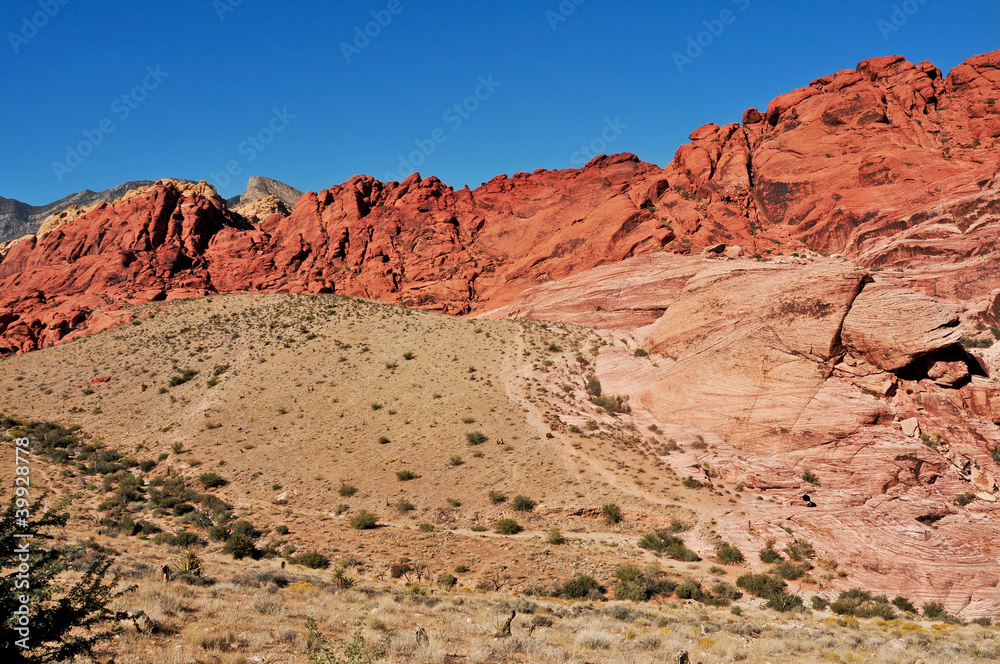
[512,495,536,511]
[831,589,897,620]
[488,490,506,504]
[682,477,706,489]
[954,492,976,507]
[637,530,701,561]
[562,574,602,600]
[546,528,566,545]
[633,348,649,357]
[613,564,677,602]
[338,484,358,497]
[466,431,488,445]
[440,574,457,588]
[395,498,415,513]
[772,560,810,580]
[716,542,744,564]
[290,551,329,569]
[892,596,917,614]
[802,469,820,485]
[784,538,815,561]
[922,601,946,620]
[350,511,379,530]
[395,470,418,481]
[766,591,805,613]
[494,519,522,535]
[585,375,602,397]
[602,503,623,524]
[759,547,782,563]
[169,369,198,386]
[811,595,830,610]
[224,533,259,560]
[198,472,227,489]
[590,394,630,414]
[736,573,786,599]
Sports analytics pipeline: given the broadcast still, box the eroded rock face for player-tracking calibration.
[842,284,963,371]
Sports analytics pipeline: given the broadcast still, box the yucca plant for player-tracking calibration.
[174,549,203,576]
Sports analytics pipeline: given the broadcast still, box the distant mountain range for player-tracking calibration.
[0,176,302,242]
[0,181,156,242]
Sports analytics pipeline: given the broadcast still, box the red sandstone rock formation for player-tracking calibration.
[1,51,998,353]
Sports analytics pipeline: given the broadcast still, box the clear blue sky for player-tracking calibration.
[2,0,997,204]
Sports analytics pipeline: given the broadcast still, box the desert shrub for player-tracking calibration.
[812,595,830,610]
[759,546,782,563]
[449,455,464,466]
[224,533,259,560]
[637,531,701,561]
[488,490,506,504]
[585,375,602,396]
[198,472,227,489]
[766,591,805,613]
[691,436,708,450]
[305,618,386,664]
[169,369,198,386]
[772,560,810,580]
[417,523,434,532]
[546,528,566,545]
[961,336,992,348]
[613,564,676,602]
[784,538,815,561]
[922,601,946,620]
[634,348,649,357]
[395,498,415,513]
[716,542,744,564]
[892,596,917,614]
[831,589,897,620]
[802,469,820,485]
[954,492,976,507]
[290,551,329,569]
[440,574,457,588]
[395,470,418,481]
[602,503,622,524]
[349,511,379,530]
[563,574,602,600]
[494,519,522,535]
[590,394,630,414]
[338,484,357,497]
[512,495,536,511]
[712,582,742,601]
[682,477,706,489]
[390,562,412,579]
[466,431,488,445]
[736,573,786,599]
[377,436,390,445]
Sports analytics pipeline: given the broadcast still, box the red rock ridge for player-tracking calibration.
[1,50,999,353]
